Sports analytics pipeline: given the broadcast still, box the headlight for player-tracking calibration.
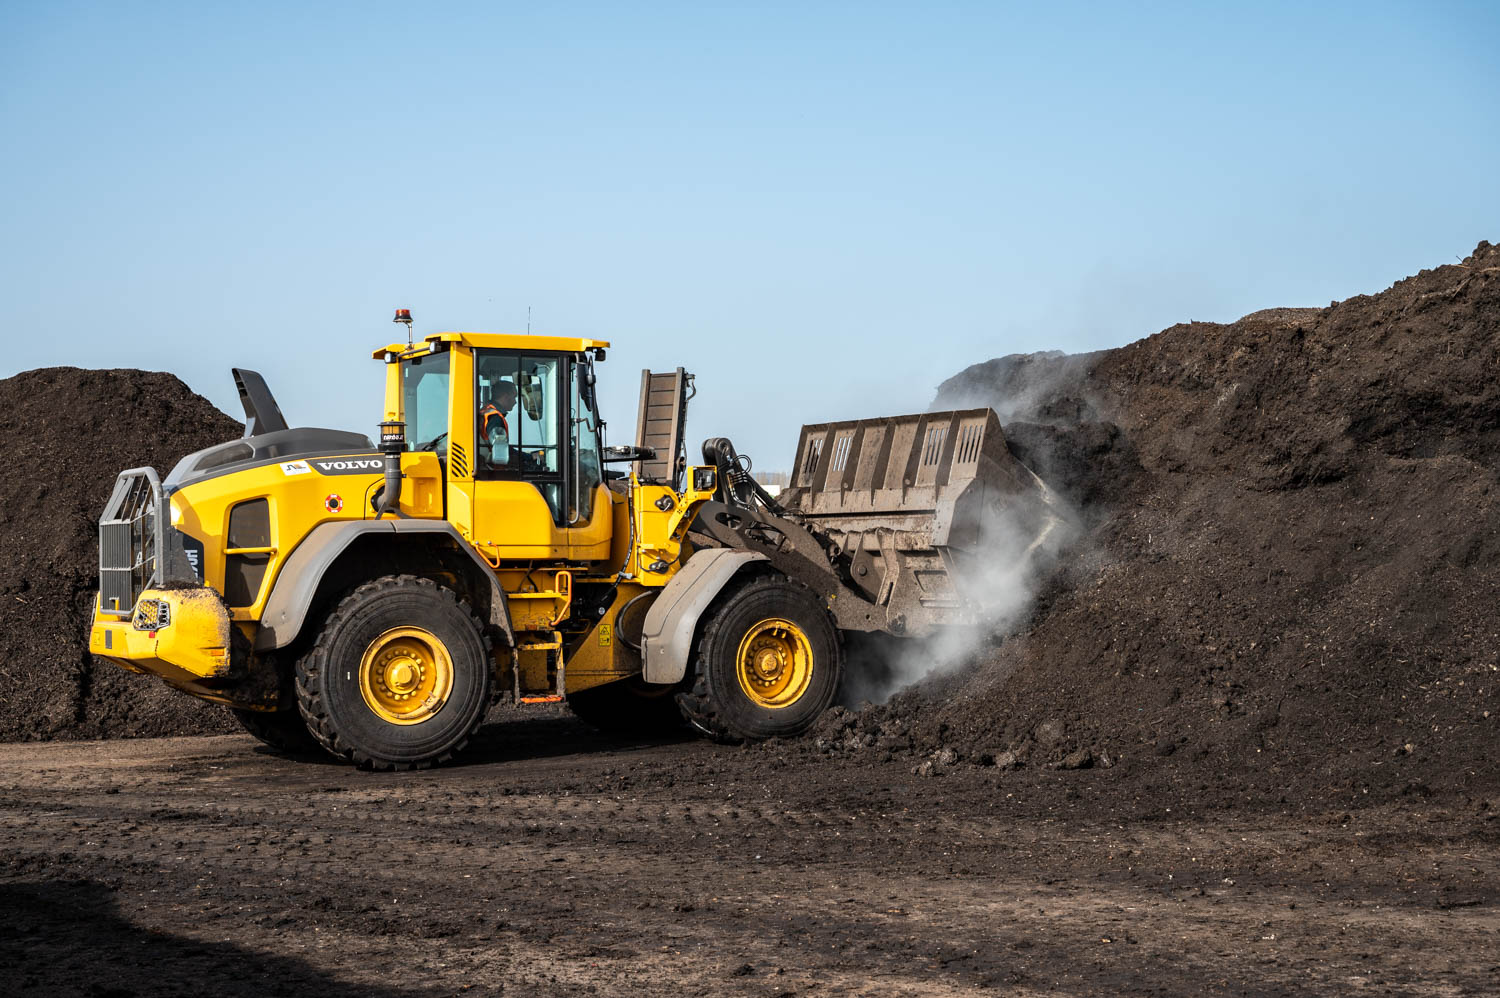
[132,599,171,630]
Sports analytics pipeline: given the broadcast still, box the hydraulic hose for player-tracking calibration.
[614,589,657,652]
[701,436,785,515]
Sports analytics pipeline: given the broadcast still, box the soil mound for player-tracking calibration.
[0,368,242,741]
[815,241,1500,808]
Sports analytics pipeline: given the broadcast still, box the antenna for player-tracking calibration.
[527,305,532,335]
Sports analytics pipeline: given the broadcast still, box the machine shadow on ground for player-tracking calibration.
[244,711,700,772]
[461,713,700,767]
[3,881,425,998]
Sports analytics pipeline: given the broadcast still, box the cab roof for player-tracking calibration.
[372,331,610,360]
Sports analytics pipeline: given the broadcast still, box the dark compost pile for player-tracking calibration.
[0,368,241,741]
[813,241,1500,808]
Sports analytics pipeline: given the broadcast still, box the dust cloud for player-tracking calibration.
[840,466,1077,705]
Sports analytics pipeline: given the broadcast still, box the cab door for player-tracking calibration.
[471,350,571,561]
[567,353,612,562]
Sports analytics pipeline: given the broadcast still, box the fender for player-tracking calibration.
[253,520,513,651]
[639,549,768,684]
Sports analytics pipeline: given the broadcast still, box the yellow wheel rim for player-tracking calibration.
[735,618,814,709]
[358,626,454,725]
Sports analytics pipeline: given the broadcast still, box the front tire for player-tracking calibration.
[295,575,493,770]
[676,574,841,742]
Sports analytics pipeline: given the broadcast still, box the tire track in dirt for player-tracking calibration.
[4,731,1498,995]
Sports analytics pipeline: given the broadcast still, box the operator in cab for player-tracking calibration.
[478,378,517,469]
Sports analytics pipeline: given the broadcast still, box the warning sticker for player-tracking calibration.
[280,460,312,476]
[324,494,344,514]
[598,622,612,647]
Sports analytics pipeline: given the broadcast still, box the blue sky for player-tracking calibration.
[4,2,1497,467]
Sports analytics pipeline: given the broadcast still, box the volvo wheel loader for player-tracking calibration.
[88,324,1062,769]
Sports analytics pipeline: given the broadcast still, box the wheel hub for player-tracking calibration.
[380,654,422,697]
[753,646,786,680]
[359,626,454,725]
[735,618,814,709]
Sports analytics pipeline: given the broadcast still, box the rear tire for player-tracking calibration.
[567,676,688,738]
[295,575,493,770]
[676,574,841,742]
[230,707,322,756]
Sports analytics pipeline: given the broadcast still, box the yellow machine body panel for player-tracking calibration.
[560,580,647,692]
[463,481,615,564]
[89,589,231,684]
[374,331,610,359]
[567,484,614,561]
[166,451,444,624]
[470,482,568,560]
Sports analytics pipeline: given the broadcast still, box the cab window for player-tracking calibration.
[402,350,450,453]
[573,360,603,523]
[475,350,565,522]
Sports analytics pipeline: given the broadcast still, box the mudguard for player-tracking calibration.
[639,549,767,684]
[254,520,512,651]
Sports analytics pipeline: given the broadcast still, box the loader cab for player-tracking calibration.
[378,332,612,563]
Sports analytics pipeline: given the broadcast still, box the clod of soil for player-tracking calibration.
[820,240,1500,810]
[0,368,242,741]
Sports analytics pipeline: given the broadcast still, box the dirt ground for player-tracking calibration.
[3,709,1496,997]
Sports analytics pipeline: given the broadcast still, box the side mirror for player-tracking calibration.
[519,372,544,422]
[577,359,597,410]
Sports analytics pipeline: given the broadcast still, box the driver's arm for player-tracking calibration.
[486,420,510,467]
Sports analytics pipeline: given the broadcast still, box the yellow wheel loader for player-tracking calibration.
[88,326,1061,769]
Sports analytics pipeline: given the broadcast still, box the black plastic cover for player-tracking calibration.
[164,427,376,490]
[232,369,290,437]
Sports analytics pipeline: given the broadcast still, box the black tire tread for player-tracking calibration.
[294,574,492,771]
[676,668,737,743]
[675,573,837,743]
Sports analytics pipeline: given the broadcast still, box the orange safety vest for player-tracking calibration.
[480,404,509,441]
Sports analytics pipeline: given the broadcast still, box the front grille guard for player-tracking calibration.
[99,468,166,618]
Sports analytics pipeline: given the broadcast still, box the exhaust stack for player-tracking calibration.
[375,419,405,517]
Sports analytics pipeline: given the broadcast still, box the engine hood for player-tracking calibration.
[164,427,376,491]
